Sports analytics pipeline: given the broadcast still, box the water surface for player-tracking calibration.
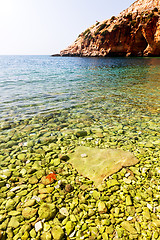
[0,56,159,124]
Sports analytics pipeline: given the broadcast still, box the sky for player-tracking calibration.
[0,0,135,55]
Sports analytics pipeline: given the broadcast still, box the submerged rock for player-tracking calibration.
[22,207,37,219]
[121,221,137,234]
[38,203,56,220]
[8,217,20,229]
[69,146,139,186]
[51,225,64,240]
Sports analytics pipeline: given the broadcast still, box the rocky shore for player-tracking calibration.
[0,109,159,239]
[60,0,160,57]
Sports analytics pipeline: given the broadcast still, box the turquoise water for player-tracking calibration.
[0,55,160,124]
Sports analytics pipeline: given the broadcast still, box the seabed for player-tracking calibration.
[0,107,160,240]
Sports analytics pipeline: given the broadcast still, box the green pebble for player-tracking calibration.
[8,211,21,216]
[5,199,16,211]
[101,219,111,226]
[135,221,141,233]
[81,223,87,231]
[107,179,119,188]
[8,217,20,228]
[23,199,36,207]
[44,222,51,232]
[153,231,159,239]
[88,208,95,217]
[17,154,26,161]
[51,225,64,240]
[116,227,124,238]
[106,225,114,234]
[142,208,150,220]
[89,227,98,236]
[21,231,29,240]
[41,232,52,240]
[29,175,38,184]
[0,181,5,188]
[30,229,36,238]
[22,207,37,219]
[53,158,60,166]
[36,169,46,179]
[102,232,109,240]
[38,203,56,220]
[121,221,137,234]
[92,190,100,200]
[98,201,107,213]
[126,195,132,206]
[75,130,87,137]
[70,214,77,222]
[17,190,28,197]
[65,221,75,235]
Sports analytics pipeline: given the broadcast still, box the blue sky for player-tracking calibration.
[0,0,135,55]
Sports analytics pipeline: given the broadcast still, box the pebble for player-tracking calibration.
[81,153,88,158]
[59,207,69,216]
[65,184,73,192]
[22,207,37,219]
[127,216,133,221]
[35,221,43,232]
[51,225,64,240]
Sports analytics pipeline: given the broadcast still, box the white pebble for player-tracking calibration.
[59,207,69,216]
[123,177,131,184]
[58,180,62,185]
[125,172,131,178]
[127,216,133,221]
[10,186,21,192]
[81,153,88,158]
[35,221,43,232]
[147,203,152,211]
[0,175,7,179]
[26,160,30,164]
[69,230,76,238]
[32,196,41,202]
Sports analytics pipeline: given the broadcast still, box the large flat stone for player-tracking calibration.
[69,146,139,186]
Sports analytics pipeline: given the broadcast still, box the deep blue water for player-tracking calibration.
[0,55,160,123]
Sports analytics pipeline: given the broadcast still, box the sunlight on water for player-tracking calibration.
[0,56,159,123]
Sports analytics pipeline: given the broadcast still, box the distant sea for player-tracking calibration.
[0,55,159,125]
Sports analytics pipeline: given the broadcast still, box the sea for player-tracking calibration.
[0,55,160,154]
[0,55,160,122]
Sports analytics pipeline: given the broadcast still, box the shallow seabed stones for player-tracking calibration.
[0,109,159,239]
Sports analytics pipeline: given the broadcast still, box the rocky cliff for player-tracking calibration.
[60,0,160,57]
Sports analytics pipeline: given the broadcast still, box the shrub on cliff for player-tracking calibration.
[111,16,116,21]
[101,29,108,36]
[153,7,158,12]
[98,23,106,31]
[95,29,100,36]
[131,20,137,26]
[83,29,90,36]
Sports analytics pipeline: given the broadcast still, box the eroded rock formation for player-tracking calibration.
[60,0,160,57]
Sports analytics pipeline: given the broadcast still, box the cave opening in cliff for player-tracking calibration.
[133,29,148,55]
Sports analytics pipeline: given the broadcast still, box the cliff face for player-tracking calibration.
[60,0,160,57]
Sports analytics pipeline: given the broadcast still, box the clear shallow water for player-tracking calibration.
[0,56,160,240]
[0,55,160,123]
